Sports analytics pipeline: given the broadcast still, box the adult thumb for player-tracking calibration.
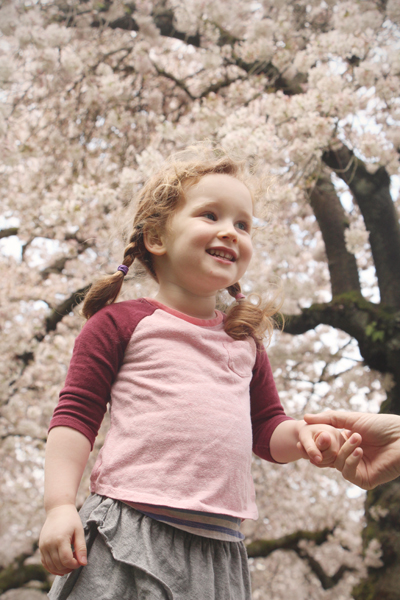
[304,411,349,429]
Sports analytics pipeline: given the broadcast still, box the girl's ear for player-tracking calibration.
[143,228,167,256]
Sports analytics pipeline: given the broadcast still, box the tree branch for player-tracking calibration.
[307,169,361,296]
[153,61,246,100]
[199,75,246,98]
[39,284,91,337]
[40,236,93,279]
[246,526,355,590]
[0,227,19,239]
[91,5,201,47]
[246,526,334,558]
[295,546,356,590]
[5,284,91,406]
[280,292,400,376]
[57,1,308,97]
[152,64,196,100]
[323,142,400,309]
[0,544,50,594]
[40,256,70,279]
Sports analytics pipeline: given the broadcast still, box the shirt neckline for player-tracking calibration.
[144,298,224,327]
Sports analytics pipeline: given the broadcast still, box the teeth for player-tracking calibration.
[208,249,234,261]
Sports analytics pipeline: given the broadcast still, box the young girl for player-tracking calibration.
[39,148,349,600]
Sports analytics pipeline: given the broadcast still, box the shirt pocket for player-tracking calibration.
[223,339,256,378]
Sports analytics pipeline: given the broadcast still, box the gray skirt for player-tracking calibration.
[48,494,252,600]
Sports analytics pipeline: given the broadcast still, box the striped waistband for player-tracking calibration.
[121,501,244,542]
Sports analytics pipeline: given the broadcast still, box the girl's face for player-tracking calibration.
[149,173,253,298]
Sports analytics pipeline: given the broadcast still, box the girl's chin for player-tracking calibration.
[180,269,239,294]
[182,281,233,297]
[194,281,237,295]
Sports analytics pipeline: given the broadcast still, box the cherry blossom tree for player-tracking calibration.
[0,0,399,598]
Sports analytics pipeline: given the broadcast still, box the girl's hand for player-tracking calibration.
[297,423,357,467]
[39,504,87,576]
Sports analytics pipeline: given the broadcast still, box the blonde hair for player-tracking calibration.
[81,145,282,344]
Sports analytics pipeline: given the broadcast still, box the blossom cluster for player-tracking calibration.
[0,0,398,595]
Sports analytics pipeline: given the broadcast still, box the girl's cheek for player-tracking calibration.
[246,242,254,260]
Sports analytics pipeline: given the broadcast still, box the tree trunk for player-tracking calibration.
[323,145,400,310]
[307,170,361,297]
[302,150,400,598]
[353,479,400,600]
[352,375,400,600]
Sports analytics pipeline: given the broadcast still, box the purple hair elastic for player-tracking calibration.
[235,293,246,301]
[117,265,129,276]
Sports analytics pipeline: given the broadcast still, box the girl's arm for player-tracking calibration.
[269,419,348,465]
[39,426,91,576]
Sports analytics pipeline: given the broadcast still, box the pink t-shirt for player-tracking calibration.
[49,298,292,521]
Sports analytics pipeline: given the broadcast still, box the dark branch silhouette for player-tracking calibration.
[42,284,92,336]
[0,227,19,239]
[323,143,400,309]
[246,526,356,590]
[0,543,50,594]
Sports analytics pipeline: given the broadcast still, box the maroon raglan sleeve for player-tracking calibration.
[48,299,156,449]
[250,347,293,462]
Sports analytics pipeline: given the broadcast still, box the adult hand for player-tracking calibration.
[304,411,400,490]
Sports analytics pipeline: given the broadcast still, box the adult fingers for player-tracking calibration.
[304,411,358,430]
[333,433,362,472]
[341,448,367,489]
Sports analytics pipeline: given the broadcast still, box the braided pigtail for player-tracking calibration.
[224,282,283,346]
[81,227,144,320]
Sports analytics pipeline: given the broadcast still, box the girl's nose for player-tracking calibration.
[217,227,237,242]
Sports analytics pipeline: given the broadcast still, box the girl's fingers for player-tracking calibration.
[41,549,70,577]
[300,434,323,464]
[315,431,331,453]
[42,539,78,576]
[39,552,52,575]
[51,549,73,576]
[72,526,88,566]
[40,547,59,576]
[296,441,309,459]
[58,538,80,571]
[39,521,86,576]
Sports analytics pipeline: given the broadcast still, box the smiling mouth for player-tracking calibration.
[206,249,236,262]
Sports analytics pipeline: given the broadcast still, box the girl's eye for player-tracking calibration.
[236,222,249,231]
[204,212,217,221]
